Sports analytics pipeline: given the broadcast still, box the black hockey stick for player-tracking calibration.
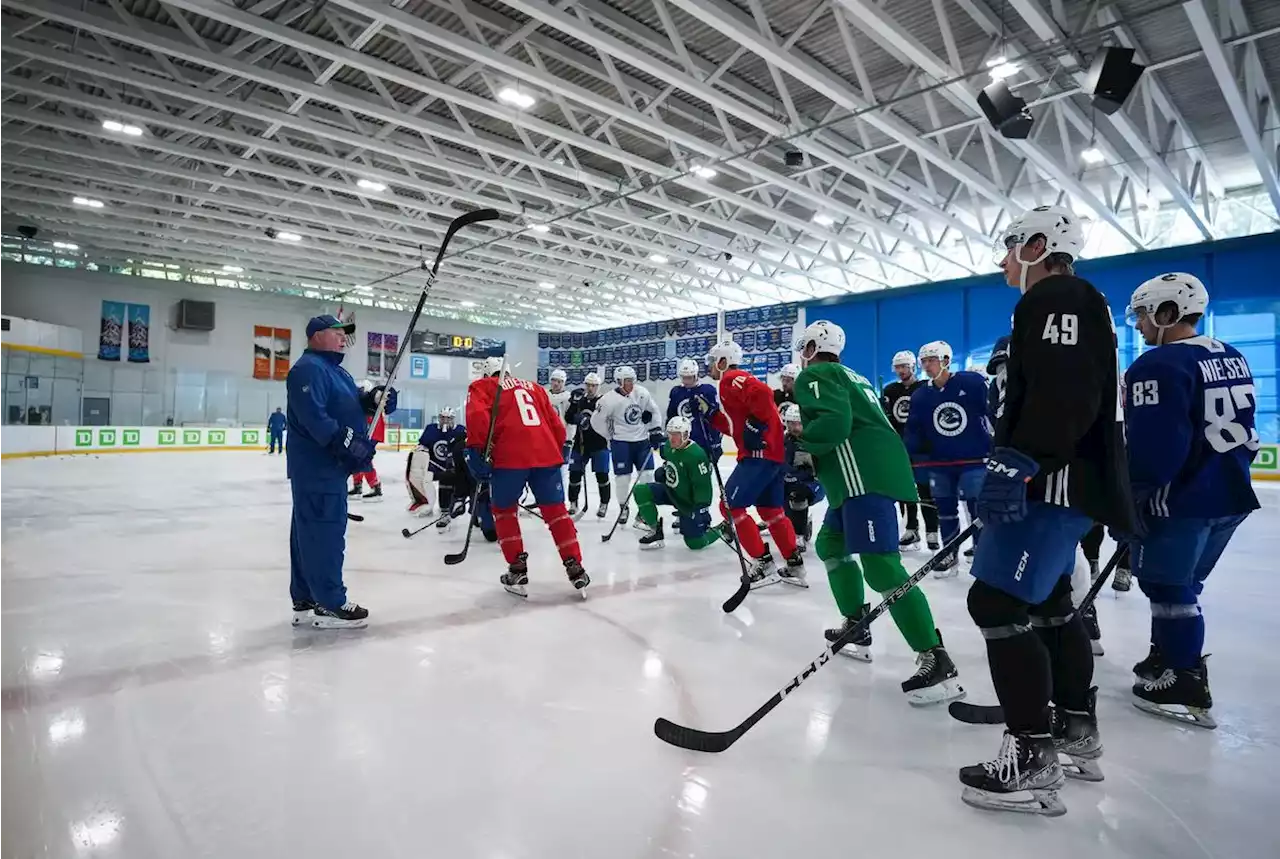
[572,469,590,522]
[520,503,544,520]
[347,512,364,522]
[601,474,642,543]
[401,509,453,539]
[948,541,1131,726]
[655,524,977,753]
[444,358,507,566]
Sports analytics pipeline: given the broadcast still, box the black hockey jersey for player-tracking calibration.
[881,378,925,437]
[997,274,1137,532]
[564,388,608,454]
[773,387,796,408]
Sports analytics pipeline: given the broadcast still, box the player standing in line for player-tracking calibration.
[668,359,724,462]
[780,404,824,551]
[905,341,990,575]
[465,358,588,598]
[406,407,466,517]
[633,416,731,551]
[267,407,286,454]
[773,363,800,408]
[564,372,612,518]
[706,340,805,587]
[1124,273,1259,729]
[348,379,395,502]
[590,366,663,527]
[959,206,1134,816]
[793,321,962,702]
[881,351,939,550]
[545,369,571,422]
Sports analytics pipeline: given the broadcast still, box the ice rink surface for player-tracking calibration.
[3,450,1278,859]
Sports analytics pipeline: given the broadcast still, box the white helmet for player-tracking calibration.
[480,356,504,376]
[549,368,566,383]
[1128,272,1209,329]
[707,339,744,368]
[666,415,692,436]
[918,340,953,365]
[780,363,800,380]
[357,379,376,393]
[615,365,636,383]
[794,320,845,360]
[583,371,601,386]
[780,403,801,424]
[892,350,916,369]
[997,206,1084,291]
[439,406,456,426]
[678,358,700,378]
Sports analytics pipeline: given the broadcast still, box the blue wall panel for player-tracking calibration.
[877,290,966,382]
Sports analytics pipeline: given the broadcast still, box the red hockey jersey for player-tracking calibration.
[711,368,785,463]
[466,375,566,468]
[366,412,386,444]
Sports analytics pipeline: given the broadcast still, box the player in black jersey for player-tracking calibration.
[960,206,1137,816]
[880,350,939,549]
[563,372,613,518]
[773,362,799,408]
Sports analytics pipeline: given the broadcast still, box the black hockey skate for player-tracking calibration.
[898,529,920,550]
[311,601,369,629]
[1052,686,1104,781]
[960,731,1066,817]
[925,531,941,551]
[565,556,590,598]
[901,631,964,706]
[1083,604,1104,656]
[291,599,317,627]
[963,546,975,561]
[362,483,383,502]
[778,550,808,588]
[501,553,530,598]
[1132,643,1165,683]
[746,551,781,590]
[1133,657,1216,729]
[825,604,872,662]
[933,551,960,579]
[639,517,665,550]
[596,501,609,519]
[347,484,363,497]
[1112,563,1132,592]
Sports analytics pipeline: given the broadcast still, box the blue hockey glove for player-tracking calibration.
[379,386,398,415]
[648,427,665,450]
[680,506,712,538]
[707,441,723,461]
[329,426,376,474]
[562,440,573,462]
[742,418,767,452]
[976,447,1040,525]
[465,447,492,482]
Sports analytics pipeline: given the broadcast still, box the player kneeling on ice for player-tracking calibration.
[633,416,731,551]
[591,365,663,528]
[705,340,805,588]
[465,358,589,598]
[1122,273,1259,730]
[407,407,466,520]
[780,404,823,551]
[792,321,962,703]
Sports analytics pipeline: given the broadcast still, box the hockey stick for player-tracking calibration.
[520,502,545,521]
[444,358,507,566]
[948,541,1131,726]
[710,459,756,614]
[655,524,977,753]
[401,509,453,539]
[347,512,364,522]
[572,469,590,522]
[601,473,642,543]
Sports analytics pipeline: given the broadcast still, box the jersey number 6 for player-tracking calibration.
[514,388,542,427]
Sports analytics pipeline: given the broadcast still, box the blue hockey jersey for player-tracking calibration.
[668,383,723,449]
[905,370,991,466]
[1125,336,1260,519]
[417,422,467,472]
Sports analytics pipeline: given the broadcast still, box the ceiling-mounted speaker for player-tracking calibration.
[784,150,804,167]
[1084,46,1145,115]
[977,80,1034,139]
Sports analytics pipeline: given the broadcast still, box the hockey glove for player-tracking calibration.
[648,427,665,450]
[693,394,717,415]
[375,385,398,415]
[562,440,573,463]
[641,409,653,424]
[742,418,767,453]
[681,507,712,538]
[708,441,723,461]
[329,426,376,474]
[793,449,814,471]
[465,448,492,482]
[976,447,1040,525]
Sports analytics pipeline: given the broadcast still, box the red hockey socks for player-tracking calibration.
[539,503,581,562]
[759,506,797,557]
[729,507,767,558]
[492,505,524,564]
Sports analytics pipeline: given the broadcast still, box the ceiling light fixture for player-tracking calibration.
[72,196,105,208]
[356,179,388,192]
[538,281,556,289]
[987,58,1021,81]
[275,231,302,242]
[693,165,718,180]
[497,87,536,109]
[53,241,79,250]
[1081,147,1106,165]
[221,264,243,273]
[102,119,142,136]
[530,223,551,234]
[648,253,669,264]
[812,213,835,227]
[460,300,477,307]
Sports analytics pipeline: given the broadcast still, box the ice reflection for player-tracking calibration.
[69,808,123,853]
[677,770,709,817]
[31,651,64,678]
[48,709,86,747]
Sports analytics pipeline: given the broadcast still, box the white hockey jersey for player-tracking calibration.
[590,384,661,443]
[546,387,571,422]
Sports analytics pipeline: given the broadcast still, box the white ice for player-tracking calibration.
[2,450,1278,859]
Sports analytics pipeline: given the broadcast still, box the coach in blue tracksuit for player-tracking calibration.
[286,314,376,629]
[267,407,286,454]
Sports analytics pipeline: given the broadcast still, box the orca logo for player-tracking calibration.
[678,399,694,419]
[892,396,911,424]
[933,402,968,437]
[432,440,451,462]
[663,462,680,489]
[624,404,643,424]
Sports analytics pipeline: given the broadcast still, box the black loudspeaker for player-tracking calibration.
[977,80,1034,140]
[1084,46,1145,115]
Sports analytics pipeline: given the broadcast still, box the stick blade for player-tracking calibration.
[721,579,750,613]
[401,528,413,538]
[653,718,737,753]
[431,208,501,273]
[949,701,1005,725]
[443,551,468,566]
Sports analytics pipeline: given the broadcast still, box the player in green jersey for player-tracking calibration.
[793,320,964,706]
[634,416,731,551]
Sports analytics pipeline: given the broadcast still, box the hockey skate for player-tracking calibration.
[501,553,530,598]
[596,501,609,519]
[347,484,363,497]
[1112,563,1132,592]
[565,557,590,598]
[311,601,369,630]
[1052,686,1104,781]
[408,500,433,517]
[639,517,665,550]
[746,552,781,590]
[933,551,960,579]
[567,499,579,517]
[925,531,941,551]
[1132,643,1165,683]
[960,731,1066,817]
[1083,604,1104,656]
[1133,657,1216,729]
[362,484,383,502]
[291,600,317,627]
[963,547,975,562]
[825,604,873,662]
[901,631,965,706]
[778,550,808,588]
[619,503,632,526]
[898,529,920,550]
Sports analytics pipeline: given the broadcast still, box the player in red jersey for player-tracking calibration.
[465,357,589,598]
[705,340,804,588]
[350,379,394,501]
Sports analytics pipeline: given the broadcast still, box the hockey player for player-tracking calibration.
[905,341,990,575]
[349,379,396,501]
[267,407,286,454]
[1124,272,1259,729]
[465,358,588,598]
[792,321,962,703]
[633,416,730,551]
[590,366,663,527]
[881,350,939,551]
[406,407,466,521]
[545,369,571,422]
[961,205,1135,815]
[705,340,804,587]
[773,363,800,408]
[564,372,612,518]
[780,404,824,550]
[667,359,723,461]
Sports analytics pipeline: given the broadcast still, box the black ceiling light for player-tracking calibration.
[977,80,1034,139]
[784,149,804,167]
[1084,46,1145,115]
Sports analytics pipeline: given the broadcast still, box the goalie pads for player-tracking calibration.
[406,448,434,506]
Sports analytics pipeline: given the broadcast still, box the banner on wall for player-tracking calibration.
[253,325,272,379]
[366,332,398,380]
[127,304,151,363]
[98,300,126,361]
[272,328,291,380]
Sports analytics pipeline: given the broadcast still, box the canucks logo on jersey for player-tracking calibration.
[662,461,680,489]
[623,403,643,425]
[892,396,911,424]
[677,399,695,420]
[932,401,968,437]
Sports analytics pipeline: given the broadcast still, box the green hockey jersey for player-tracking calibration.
[659,440,714,513]
[793,361,919,508]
